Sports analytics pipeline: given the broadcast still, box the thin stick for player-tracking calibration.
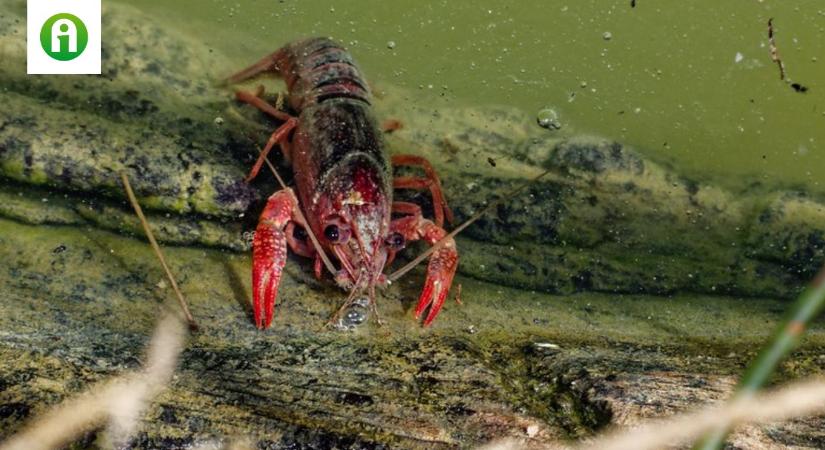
[260,153,337,277]
[388,168,552,282]
[120,173,199,331]
[768,18,786,81]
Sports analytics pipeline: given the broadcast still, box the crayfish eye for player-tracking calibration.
[324,224,340,242]
[386,232,405,250]
[322,216,350,244]
[293,226,308,241]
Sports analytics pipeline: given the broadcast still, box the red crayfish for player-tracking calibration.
[226,37,458,329]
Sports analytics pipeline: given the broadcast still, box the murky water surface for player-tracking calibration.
[123,0,825,193]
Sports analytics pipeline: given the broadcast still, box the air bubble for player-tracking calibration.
[536,108,562,130]
[337,297,370,330]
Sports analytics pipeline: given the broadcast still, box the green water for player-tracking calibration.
[121,0,824,193]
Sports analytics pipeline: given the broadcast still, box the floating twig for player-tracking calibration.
[766,19,808,93]
[768,18,786,81]
[121,173,199,331]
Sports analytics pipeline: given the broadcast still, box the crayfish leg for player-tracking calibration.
[244,116,297,182]
[224,50,285,85]
[391,154,454,227]
[235,89,294,123]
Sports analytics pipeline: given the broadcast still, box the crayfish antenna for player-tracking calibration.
[257,150,338,279]
[368,284,385,326]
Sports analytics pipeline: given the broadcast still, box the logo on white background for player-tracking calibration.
[28,0,101,74]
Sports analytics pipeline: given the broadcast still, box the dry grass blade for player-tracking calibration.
[120,172,199,331]
[103,313,188,447]
[578,377,825,450]
[476,378,825,450]
[0,312,187,450]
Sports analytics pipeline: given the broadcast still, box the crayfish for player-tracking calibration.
[226,37,458,328]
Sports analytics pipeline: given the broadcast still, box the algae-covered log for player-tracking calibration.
[2,216,825,449]
[0,1,258,217]
[377,98,824,299]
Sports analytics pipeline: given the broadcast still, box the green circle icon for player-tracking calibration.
[40,13,88,61]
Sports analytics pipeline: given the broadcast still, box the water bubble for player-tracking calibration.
[343,309,366,326]
[338,297,370,329]
[536,108,562,130]
[242,231,255,248]
[602,31,613,41]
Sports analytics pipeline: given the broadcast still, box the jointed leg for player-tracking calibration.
[235,90,293,122]
[392,154,454,227]
[245,119,297,182]
[234,89,298,182]
[224,51,283,85]
[392,201,422,216]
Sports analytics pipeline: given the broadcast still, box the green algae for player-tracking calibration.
[1,217,824,447]
[0,2,260,218]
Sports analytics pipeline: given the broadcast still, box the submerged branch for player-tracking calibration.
[121,172,199,331]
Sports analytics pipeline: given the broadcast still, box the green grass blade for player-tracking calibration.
[693,266,825,450]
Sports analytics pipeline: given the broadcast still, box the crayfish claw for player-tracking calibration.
[414,239,458,326]
[252,225,286,329]
[251,190,296,329]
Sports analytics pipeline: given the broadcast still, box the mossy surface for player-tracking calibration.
[1,217,824,448]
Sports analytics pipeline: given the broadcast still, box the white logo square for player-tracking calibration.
[27,0,102,74]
